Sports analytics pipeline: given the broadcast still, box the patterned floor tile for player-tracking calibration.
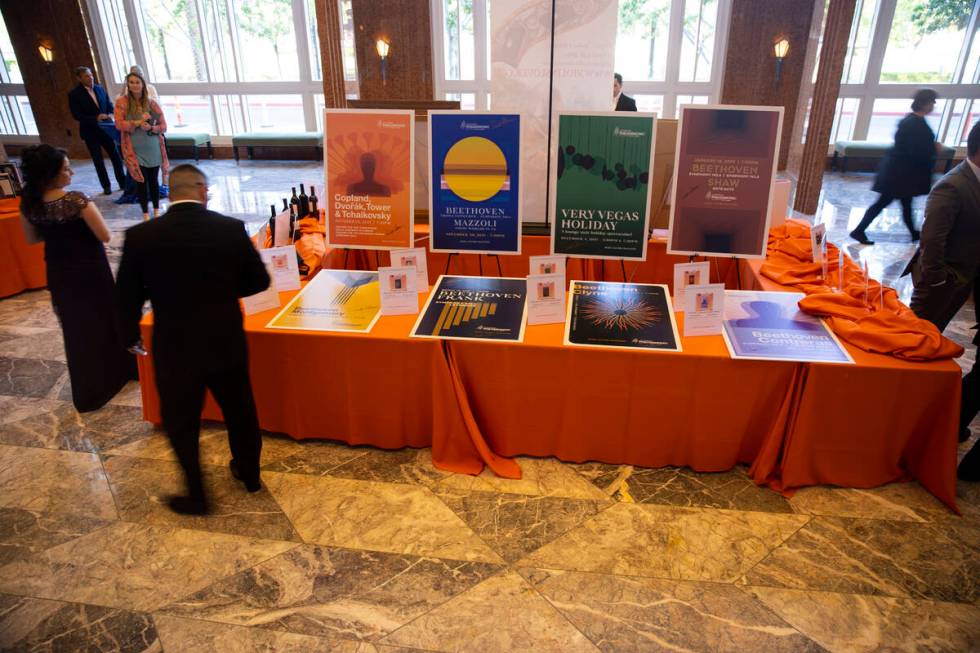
[264,472,502,563]
[0,593,161,652]
[0,444,117,519]
[0,507,112,566]
[745,586,980,653]
[622,465,795,512]
[521,568,827,652]
[160,544,500,641]
[742,516,980,603]
[152,614,349,652]
[0,522,296,611]
[520,503,808,582]
[0,403,156,452]
[434,487,612,562]
[789,481,958,522]
[0,356,67,398]
[305,447,452,486]
[0,395,67,426]
[439,457,610,500]
[102,454,301,541]
[104,425,309,468]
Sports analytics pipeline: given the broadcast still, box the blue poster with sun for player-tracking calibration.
[429,112,522,254]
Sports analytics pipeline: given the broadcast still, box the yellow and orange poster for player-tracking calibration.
[324,109,414,250]
[265,270,381,333]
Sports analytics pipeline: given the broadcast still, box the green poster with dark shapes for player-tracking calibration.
[549,112,656,260]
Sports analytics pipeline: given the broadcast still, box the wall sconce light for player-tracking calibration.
[376,38,390,85]
[773,38,789,82]
[38,44,54,64]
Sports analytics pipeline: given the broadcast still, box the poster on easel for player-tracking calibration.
[549,112,656,261]
[429,112,522,254]
[667,105,783,259]
[324,109,414,250]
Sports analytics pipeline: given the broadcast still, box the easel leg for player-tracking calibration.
[478,256,484,276]
[343,248,350,269]
[375,251,381,270]
[734,257,742,290]
[619,260,626,281]
[494,255,503,276]
[444,253,454,275]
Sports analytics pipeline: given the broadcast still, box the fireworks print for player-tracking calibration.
[581,295,661,331]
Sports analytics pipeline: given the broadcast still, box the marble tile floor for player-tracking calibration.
[0,161,978,651]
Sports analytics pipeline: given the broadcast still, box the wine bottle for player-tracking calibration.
[268,204,276,243]
[309,185,318,219]
[290,187,299,216]
[288,203,296,244]
[281,197,288,213]
[298,183,310,218]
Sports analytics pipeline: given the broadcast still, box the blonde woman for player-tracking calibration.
[115,72,169,220]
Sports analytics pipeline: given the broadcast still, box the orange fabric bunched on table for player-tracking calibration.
[760,220,962,361]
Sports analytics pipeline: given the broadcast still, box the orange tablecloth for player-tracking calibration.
[137,256,961,510]
[0,198,45,298]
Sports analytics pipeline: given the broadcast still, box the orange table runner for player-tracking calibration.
[0,197,46,298]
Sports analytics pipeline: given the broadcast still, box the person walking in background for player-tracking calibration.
[903,121,980,481]
[118,64,158,101]
[18,145,135,412]
[116,164,271,515]
[115,72,169,221]
[613,73,637,112]
[850,89,940,245]
[67,66,126,196]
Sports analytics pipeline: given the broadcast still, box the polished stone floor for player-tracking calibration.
[0,159,977,652]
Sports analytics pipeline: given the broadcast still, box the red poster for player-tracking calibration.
[324,109,414,250]
[667,105,782,259]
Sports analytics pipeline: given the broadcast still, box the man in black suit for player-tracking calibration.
[904,121,980,481]
[613,73,637,112]
[116,164,271,514]
[68,66,126,195]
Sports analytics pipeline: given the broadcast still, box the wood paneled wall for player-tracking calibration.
[350,0,433,101]
[0,0,101,157]
[721,0,818,169]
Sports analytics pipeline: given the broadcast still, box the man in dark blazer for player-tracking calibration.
[116,164,271,514]
[613,73,637,112]
[68,66,126,195]
[904,121,980,481]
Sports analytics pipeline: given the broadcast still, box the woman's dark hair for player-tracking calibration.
[19,144,67,219]
[911,89,938,113]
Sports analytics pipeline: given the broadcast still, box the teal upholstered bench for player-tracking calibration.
[833,140,956,173]
[165,132,212,162]
[231,132,323,162]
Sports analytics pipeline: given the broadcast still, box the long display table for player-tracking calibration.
[137,237,961,511]
[0,198,45,298]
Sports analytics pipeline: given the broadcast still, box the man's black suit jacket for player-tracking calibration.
[616,93,638,112]
[68,83,115,140]
[116,202,271,374]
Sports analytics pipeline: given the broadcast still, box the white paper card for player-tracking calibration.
[379,266,419,315]
[769,179,791,227]
[672,261,710,310]
[528,255,565,277]
[260,246,301,292]
[242,263,281,316]
[811,223,826,264]
[390,247,429,290]
[526,273,565,325]
[273,210,291,248]
[683,283,724,337]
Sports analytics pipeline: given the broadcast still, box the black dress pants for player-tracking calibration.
[156,364,262,500]
[136,165,160,213]
[854,194,916,236]
[82,130,126,192]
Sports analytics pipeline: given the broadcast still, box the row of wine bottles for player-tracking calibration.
[268,183,320,244]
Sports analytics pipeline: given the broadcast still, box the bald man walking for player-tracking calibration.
[116,164,270,514]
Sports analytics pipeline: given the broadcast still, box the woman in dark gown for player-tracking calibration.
[19,144,135,412]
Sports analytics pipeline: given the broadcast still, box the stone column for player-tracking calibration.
[793,0,858,215]
[314,0,348,108]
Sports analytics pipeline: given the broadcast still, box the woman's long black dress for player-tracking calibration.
[26,191,136,411]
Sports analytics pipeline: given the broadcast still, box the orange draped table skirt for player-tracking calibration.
[137,232,961,511]
[0,198,46,298]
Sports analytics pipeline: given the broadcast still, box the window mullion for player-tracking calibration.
[852,0,896,140]
[663,0,685,118]
[124,0,150,82]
